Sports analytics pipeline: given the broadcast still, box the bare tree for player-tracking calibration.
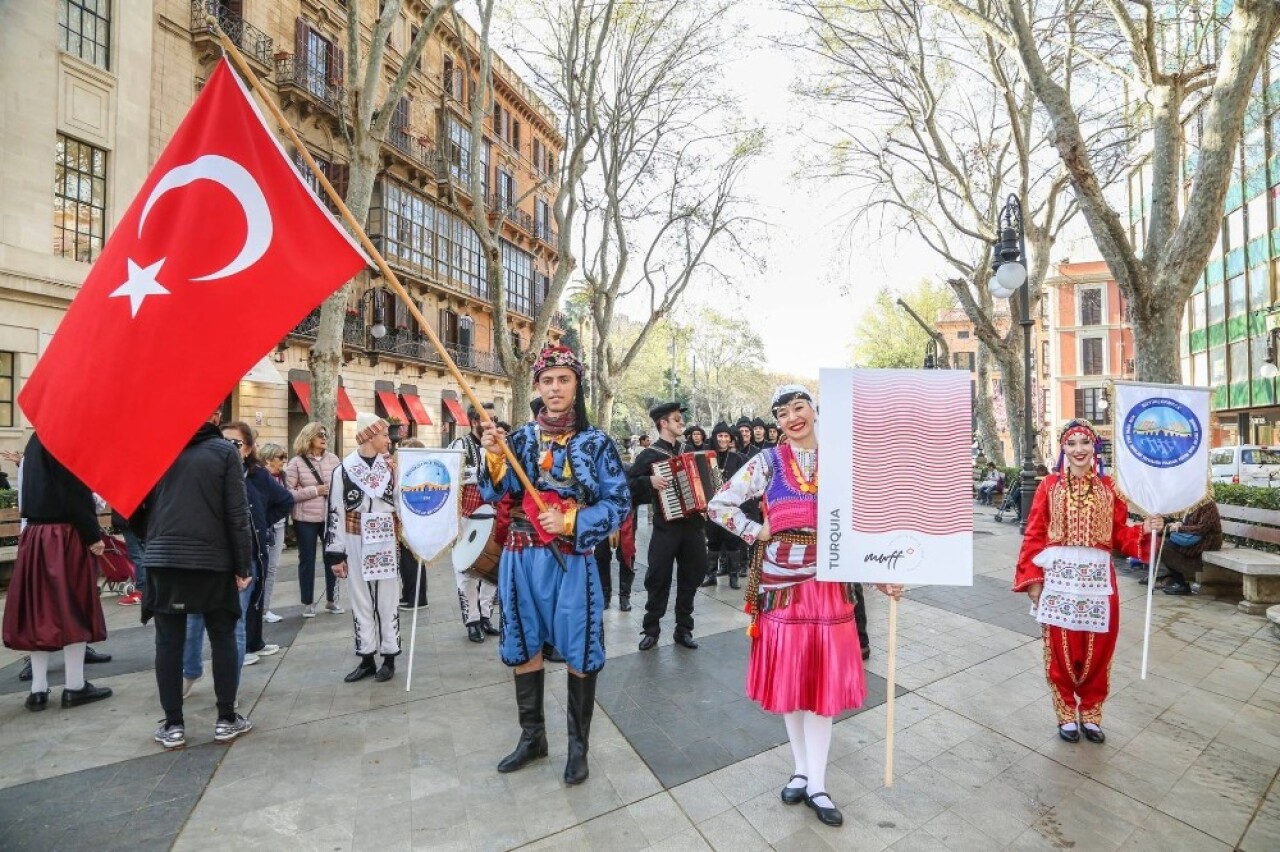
[567,1,764,432]
[308,0,458,433]
[792,0,1102,462]
[929,0,1280,382]
[440,0,616,418]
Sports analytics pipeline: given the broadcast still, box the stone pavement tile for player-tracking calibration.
[626,791,696,845]
[919,808,1006,850]
[996,751,1086,812]
[694,806,771,852]
[769,825,849,851]
[1198,655,1274,702]
[1157,739,1278,845]
[869,765,953,825]
[736,788,814,845]
[1030,779,1148,848]
[669,775,734,824]
[946,777,1049,846]
[1239,774,1280,852]
[1120,809,1232,851]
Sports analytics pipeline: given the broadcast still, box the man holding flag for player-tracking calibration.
[477,345,630,786]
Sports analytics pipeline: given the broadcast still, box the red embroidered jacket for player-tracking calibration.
[1013,473,1148,592]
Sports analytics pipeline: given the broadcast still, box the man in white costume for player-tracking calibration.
[325,413,401,683]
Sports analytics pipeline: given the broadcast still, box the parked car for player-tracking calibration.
[1209,445,1280,486]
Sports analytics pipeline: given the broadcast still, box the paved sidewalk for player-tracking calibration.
[0,508,1277,850]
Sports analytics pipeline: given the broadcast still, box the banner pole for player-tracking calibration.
[1139,531,1159,680]
[209,20,551,514]
[883,595,898,788]
[406,558,425,693]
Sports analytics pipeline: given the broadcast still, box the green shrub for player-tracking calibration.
[0,489,15,510]
[1211,482,1280,509]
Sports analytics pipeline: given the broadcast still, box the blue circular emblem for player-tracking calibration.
[401,459,452,516]
[1122,398,1201,468]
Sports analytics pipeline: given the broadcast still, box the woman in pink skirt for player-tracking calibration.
[708,385,900,828]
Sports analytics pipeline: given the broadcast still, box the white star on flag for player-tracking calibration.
[110,258,170,317]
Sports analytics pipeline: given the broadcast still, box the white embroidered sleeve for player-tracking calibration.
[707,453,770,544]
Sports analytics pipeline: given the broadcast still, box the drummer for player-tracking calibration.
[451,405,501,643]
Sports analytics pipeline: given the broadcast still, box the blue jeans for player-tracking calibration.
[123,528,146,591]
[295,521,336,605]
[183,578,254,686]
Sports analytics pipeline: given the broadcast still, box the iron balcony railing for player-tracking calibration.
[191,1,273,67]
[275,56,345,115]
[534,220,557,244]
[290,308,321,339]
[386,127,437,174]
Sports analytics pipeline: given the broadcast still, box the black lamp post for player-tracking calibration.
[986,194,1036,533]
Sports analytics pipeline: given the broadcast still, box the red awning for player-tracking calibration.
[375,390,408,423]
[290,380,312,414]
[336,386,357,422]
[291,380,356,421]
[401,393,432,425]
[443,397,469,424]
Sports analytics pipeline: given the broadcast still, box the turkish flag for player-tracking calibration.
[19,58,367,515]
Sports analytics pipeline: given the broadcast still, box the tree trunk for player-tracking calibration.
[975,344,1005,466]
[1000,346,1027,466]
[310,141,378,436]
[1133,302,1182,385]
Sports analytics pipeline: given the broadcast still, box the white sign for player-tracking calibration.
[1111,382,1211,516]
[396,447,465,563]
[818,368,973,586]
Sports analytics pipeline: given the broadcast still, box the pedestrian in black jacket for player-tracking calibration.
[138,412,254,750]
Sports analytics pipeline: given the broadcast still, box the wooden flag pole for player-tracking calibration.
[883,595,898,788]
[211,22,550,512]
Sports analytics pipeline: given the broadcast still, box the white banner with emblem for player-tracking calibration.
[396,448,465,563]
[1110,382,1211,516]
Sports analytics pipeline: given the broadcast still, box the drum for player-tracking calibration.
[453,511,501,583]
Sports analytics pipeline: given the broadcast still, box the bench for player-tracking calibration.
[1198,504,1280,616]
[1269,605,1280,640]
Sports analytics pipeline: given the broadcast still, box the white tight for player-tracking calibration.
[782,710,834,802]
[28,642,87,693]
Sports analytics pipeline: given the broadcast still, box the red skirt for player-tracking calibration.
[747,579,866,716]
[2,524,108,652]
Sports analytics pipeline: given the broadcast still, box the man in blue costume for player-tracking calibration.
[478,344,629,785]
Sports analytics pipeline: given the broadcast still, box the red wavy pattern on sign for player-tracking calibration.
[851,371,974,535]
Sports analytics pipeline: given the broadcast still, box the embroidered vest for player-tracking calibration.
[762,446,817,533]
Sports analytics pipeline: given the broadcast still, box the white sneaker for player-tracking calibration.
[302,605,316,618]
[256,644,281,657]
[325,602,344,614]
[264,611,283,623]
[243,653,260,667]
[182,677,200,699]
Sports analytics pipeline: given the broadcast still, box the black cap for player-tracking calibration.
[751,417,767,428]
[711,421,733,438]
[649,401,686,423]
[735,416,752,429]
[684,424,705,439]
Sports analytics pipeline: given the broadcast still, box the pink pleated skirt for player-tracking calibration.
[746,579,866,716]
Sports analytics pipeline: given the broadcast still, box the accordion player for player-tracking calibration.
[652,451,722,521]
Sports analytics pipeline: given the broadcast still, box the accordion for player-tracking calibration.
[653,451,722,521]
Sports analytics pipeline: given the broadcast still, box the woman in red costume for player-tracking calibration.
[1015,419,1163,744]
[709,385,901,828]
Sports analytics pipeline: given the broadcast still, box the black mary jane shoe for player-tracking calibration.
[1082,725,1106,744]
[25,690,49,712]
[673,633,699,650]
[1058,724,1081,743]
[467,624,485,643]
[780,774,808,805]
[805,792,844,827]
[638,635,658,651]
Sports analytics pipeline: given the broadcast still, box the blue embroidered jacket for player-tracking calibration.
[478,423,629,553]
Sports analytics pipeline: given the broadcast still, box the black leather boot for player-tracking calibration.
[729,551,743,590]
[564,670,598,785]
[619,574,632,611]
[344,654,377,683]
[374,656,396,682]
[497,669,548,773]
[701,552,720,587]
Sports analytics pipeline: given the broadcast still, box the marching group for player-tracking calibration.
[2,340,1188,835]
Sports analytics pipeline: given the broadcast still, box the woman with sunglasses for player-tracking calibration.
[708,385,901,829]
[286,423,342,617]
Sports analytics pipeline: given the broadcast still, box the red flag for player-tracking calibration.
[19,59,367,515]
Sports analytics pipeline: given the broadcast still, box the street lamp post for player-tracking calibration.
[986,194,1036,533]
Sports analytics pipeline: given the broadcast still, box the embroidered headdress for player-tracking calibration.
[1056,418,1104,475]
[771,384,813,414]
[355,412,388,446]
[531,344,584,384]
